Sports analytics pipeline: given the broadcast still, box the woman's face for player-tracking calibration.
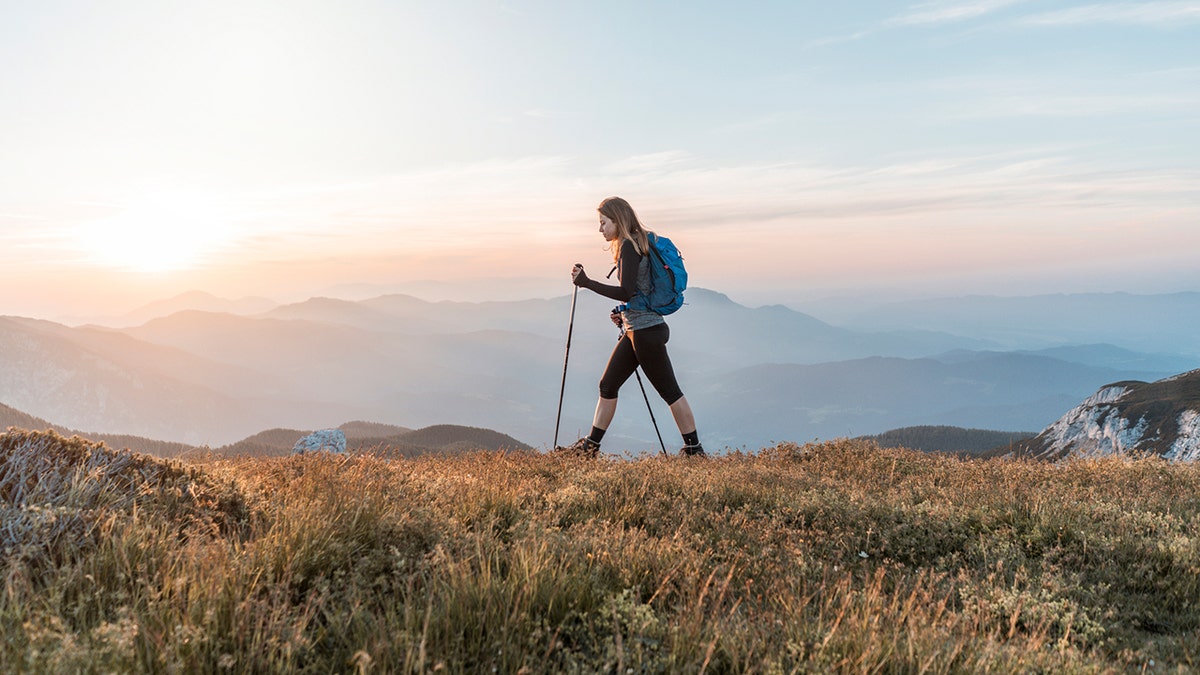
[598,213,619,241]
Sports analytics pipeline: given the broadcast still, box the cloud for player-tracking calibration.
[603,151,695,175]
[197,152,1200,249]
[810,0,1033,45]
[886,0,1034,27]
[1022,1,1200,26]
[811,0,1198,47]
[7,151,1196,300]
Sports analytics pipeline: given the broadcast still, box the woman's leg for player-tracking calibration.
[592,396,617,430]
[668,396,697,435]
[628,324,684,410]
[629,325,703,453]
[592,332,638,433]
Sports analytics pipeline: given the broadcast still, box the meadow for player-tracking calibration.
[2,428,1198,673]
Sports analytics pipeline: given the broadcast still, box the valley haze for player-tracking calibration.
[3,286,1197,455]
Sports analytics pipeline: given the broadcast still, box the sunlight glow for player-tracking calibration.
[76,191,234,273]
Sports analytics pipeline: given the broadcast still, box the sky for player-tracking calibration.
[2,0,1198,319]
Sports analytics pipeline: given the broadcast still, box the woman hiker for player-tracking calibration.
[559,196,705,458]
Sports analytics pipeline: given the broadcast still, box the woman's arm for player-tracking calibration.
[574,240,640,302]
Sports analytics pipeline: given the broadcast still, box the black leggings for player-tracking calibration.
[598,323,685,405]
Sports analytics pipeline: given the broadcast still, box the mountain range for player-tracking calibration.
[3,288,1196,452]
[816,292,1200,356]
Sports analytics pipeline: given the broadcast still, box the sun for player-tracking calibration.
[78,190,234,273]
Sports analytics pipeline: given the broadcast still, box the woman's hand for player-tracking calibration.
[610,310,623,328]
[571,264,589,286]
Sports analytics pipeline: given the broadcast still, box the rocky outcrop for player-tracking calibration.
[292,429,347,454]
[1014,369,1200,461]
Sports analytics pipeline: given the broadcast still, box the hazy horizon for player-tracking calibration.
[3,2,1199,320]
[17,280,1200,332]
[7,282,1198,450]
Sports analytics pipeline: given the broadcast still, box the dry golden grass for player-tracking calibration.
[3,429,1199,673]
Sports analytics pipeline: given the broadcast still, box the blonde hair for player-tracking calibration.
[597,196,650,265]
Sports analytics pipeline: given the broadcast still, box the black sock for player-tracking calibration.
[589,426,607,444]
[683,430,700,447]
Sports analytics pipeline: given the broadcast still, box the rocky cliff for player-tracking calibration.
[1014,369,1200,461]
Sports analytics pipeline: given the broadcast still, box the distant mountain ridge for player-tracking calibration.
[864,425,1036,456]
[216,422,531,457]
[1,401,55,431]
[1,401,530,458]
[5,287,1197,451]
[1,401,200,457]
[695,351,1168,448]
[827,291,1200,355]
[1006,370,1200,461]
[57,290,279,327]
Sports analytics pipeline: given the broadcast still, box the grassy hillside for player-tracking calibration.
[1,402,56,430]
[217,423,531,458]
[378,423,531,453]
[1,402,199,457]
[3,428,1198,672]
[866,425,1037,456]
[339,420,414,439]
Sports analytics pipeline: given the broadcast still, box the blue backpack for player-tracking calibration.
[630,232,687,315]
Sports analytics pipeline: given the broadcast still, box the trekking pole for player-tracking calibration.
[553,284,578,449]
[620,327,668,457]
[634,368,669,457]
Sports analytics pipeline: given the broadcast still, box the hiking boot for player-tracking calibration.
[681,443,707,458]
[555,437,600,459]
